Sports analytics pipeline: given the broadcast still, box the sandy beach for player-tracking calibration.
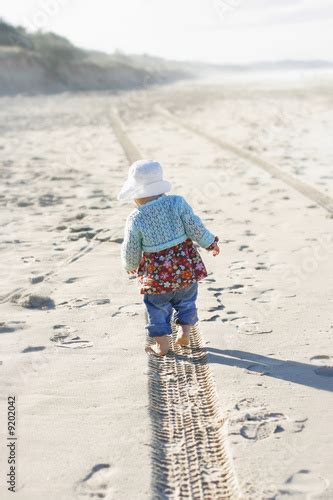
[1,74,333,499]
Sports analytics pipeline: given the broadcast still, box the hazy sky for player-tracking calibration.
[1,0,333,63]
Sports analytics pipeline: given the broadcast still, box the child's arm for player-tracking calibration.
[121,215,142,273]
[179,196,217,249]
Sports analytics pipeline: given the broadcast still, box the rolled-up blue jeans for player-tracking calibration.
[143,282,199,337]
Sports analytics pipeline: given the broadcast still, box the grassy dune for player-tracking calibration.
[0,20,192,95]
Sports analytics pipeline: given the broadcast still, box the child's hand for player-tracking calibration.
[209,242,220,256]
[206,236,220,256]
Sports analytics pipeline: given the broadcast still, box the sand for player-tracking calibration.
[0,73,332,499]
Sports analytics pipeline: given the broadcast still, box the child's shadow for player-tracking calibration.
[205,348,333,393]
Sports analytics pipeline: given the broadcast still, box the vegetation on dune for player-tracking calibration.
[0,19,85,66]
[0,19,33,49]
[0,19,191,94]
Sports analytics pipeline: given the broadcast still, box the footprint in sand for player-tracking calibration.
[200,307,225,322]
[233,401,306,441]
[201,313,224,322]
[234,398,257,411]
[314,366,333,377]
[76,463,112,498]
[11,293,55,310]
[38,193,63,206]
[245,363,271,375]
[207,284,244,295]
[30,275,45,284]
[226,284,245,295]
[111,303,143,317]
[50,325,93,349]
[310,355,333,378]
[310,355,333,365]
[64,277,80,284]
[0,321,25,334]
[229,262,247,272]
[50,324,75,342]
[237,320,272,335]
[239,244,251,252]
[288,418,308,433]
[88,202,112,210]
[64,212,86,222]
[276,469,328,498]
[92,228,121,243]
[68,225,96,241]
[251,288,276,303]
[240,421,282,440]
[22,256,41,264]
[58,298,110,309]
[207,286,223,294]
[208,304,225,313]
[55,337,93,349]
[22,346,46,353]
[15,198,34,209]
[203,276,216,284]
[255,263,269,271]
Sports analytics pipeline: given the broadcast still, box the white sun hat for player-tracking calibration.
[117,159,172,201]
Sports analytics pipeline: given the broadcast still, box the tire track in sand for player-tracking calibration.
[110,108,142,163]
[155,105,333,216]
[148,325,240,499]
[111,109,240,498]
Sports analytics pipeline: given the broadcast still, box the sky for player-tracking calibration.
[1,0,333,64]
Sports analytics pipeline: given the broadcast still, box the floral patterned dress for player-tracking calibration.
[137,238,214,294]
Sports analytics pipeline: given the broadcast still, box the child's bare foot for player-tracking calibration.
[145,335,170,356]
[176,325,192,347]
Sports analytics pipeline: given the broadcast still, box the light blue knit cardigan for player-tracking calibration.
[121,194,215,271]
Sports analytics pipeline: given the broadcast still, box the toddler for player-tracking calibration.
[118,159,220,356]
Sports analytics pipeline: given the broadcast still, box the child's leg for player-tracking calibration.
[171,283,199,346]
[143,293,173,356]
[176,324,192,346]
[148,335,170,356]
